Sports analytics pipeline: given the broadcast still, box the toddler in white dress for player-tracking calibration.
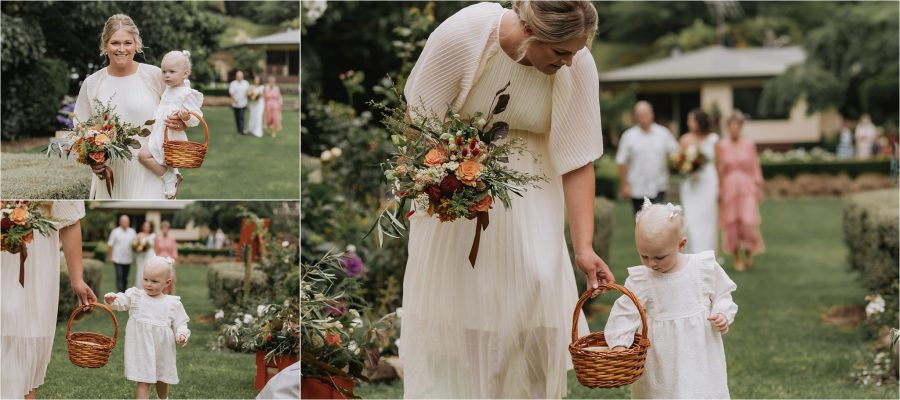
[137,50,204,199]
[105,256,190,400]
[604,199,738,398]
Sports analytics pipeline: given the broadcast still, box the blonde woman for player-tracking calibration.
[399,1,614,397]
[74,14,185,200]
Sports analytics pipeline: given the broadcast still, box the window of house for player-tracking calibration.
[732,87,790,120]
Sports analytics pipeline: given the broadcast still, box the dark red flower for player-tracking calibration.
[472,148,481,157]
[440,174,464,195]
[470,139,477,149]
[424,185,442,202]
[455,136,463,146]
[1,217,12,231]
[461,149,469,158]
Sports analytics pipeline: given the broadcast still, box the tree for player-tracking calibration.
[759,2,899,125]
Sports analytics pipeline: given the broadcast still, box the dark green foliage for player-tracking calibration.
[58,258,104,322]
[1,57,69,139]
[843,189,899,333]
[761,159,892,179]
[206,262,267,309]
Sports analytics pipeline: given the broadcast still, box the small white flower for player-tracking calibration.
[449,144,457,151]
[281,240,290,248]
[320,150,333,162]
[444,161,459,171]
[450,155,457,161]
[234,318,243,328]
[351,317,363,328]
[396,307,404,319]
[314,293,325,300]
[243,314,254,324]
[257,305,269,317]
[331,147,343,158]
[474,118,487,129]
[865,294,885,317]
[284,299,290,307]
[348,341,360,355]
[214,310,224,320]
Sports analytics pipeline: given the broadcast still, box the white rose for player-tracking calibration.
[320,150,333,161]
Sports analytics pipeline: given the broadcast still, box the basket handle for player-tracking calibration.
[164,110,209,148]
[66,303,119,347]
[571,283,648,345]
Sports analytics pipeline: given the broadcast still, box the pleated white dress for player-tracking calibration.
[1,201,85,398]
[604,251,738,399]
[246,86,265,138]
[107,288,190,384]
[680,134,719,254]
[399,3,603,398]
[74,63,166,200]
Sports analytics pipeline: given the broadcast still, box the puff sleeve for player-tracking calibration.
[696,250,738,324]
[51,201,85,229]
[549,50,604,175]
[603,266,651,348]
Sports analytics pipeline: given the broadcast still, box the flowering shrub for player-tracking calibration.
[217,298,299,362]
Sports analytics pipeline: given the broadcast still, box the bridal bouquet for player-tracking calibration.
[132,236,151,252]
[0,201,58,286]
[371,82,544,266]
[67,99,150,195]
[670,145,707,176]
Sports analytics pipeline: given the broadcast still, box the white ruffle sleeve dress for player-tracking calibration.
[107,287,191,384]
[604,251,738,398]
[1,201,85,398]
[147,84,204,166]
[74,63,166,199]
[398,2,603,398]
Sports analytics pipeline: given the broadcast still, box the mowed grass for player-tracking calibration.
[356,198,899,399]
[177,106,299,199]
[40,263,258,399]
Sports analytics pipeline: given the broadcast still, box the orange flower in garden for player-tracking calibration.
[456,159,481,186]
[89,151,106,164]
[423,147,447,167]
[10,207,30,225]
[94,133,111,146]
[470,194,493,213]
[324,330,341,346]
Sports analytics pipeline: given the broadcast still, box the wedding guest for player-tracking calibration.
[154,221,179,294]
[616,100,679,214]
[229,70,250,135]
[108,214,137,293]
[855,114,877,159]
[264,76,284,138]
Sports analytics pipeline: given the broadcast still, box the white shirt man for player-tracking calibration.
[108,217,137,292]
[229,71,251,134]
[617,101,679,214]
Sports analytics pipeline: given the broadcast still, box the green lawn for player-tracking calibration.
[177,106,299,199]
[40,263,258,399]
[356,198,899,399]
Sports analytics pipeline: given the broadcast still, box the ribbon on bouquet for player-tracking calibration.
[96,165,115,197]
[17,244,27,287]
[467,211,490,267]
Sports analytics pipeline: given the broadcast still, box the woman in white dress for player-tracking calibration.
[1,201,97,399]
[74,14,187,200]
[679,108,719,254]
[399,1,614,398]
[133,220,156,288]
[246,76,265,138]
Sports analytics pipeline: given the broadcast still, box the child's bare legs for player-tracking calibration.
[138,147,167,176]
[732,249,745,272]
[744,248,753,270]
[156,382,169,399]
[136,382,151,399]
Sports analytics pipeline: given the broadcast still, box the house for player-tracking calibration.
[598,45,842,146]
[88,201,204,242]
[210,29,300,83]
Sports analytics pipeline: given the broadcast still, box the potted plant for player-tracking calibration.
[300,252,371,399]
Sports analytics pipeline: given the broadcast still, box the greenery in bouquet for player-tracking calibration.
[66,98,150,166]
[370,81,545,243]
[1,201,57,253]
[669,144,708,176]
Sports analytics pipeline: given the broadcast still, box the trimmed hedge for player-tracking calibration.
[1,153,91,199]
[843,188,899,330]
[207,262,267,309]
[58,258,104,322]
[565,197,615,292]
[762,159,891,179]
[179,247,231,256]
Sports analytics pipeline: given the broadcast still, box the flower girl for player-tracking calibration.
[604,199,738,398]
[105,256,190,399]
[136,49,204,199]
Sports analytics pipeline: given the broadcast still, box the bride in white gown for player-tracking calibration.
[679,109,719,254]
[74,14,186,200]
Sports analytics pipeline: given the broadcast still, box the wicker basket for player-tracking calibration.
[163,110,209,168]
[66,303,119,368]
[569,283,650,388]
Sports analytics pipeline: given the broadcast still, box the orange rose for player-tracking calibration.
[456,159,481,186]
[423,147,447,167]
[89,151,106,164]
[470,194,493,213]
[94,133,111,146]
[324,330,341,346]
[10,207,29,225]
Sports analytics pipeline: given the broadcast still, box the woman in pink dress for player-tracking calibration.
[715,111,765,271]
[154,221,179,293]
[263,76,283,137]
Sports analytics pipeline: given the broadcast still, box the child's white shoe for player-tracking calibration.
[163,170,180,199]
